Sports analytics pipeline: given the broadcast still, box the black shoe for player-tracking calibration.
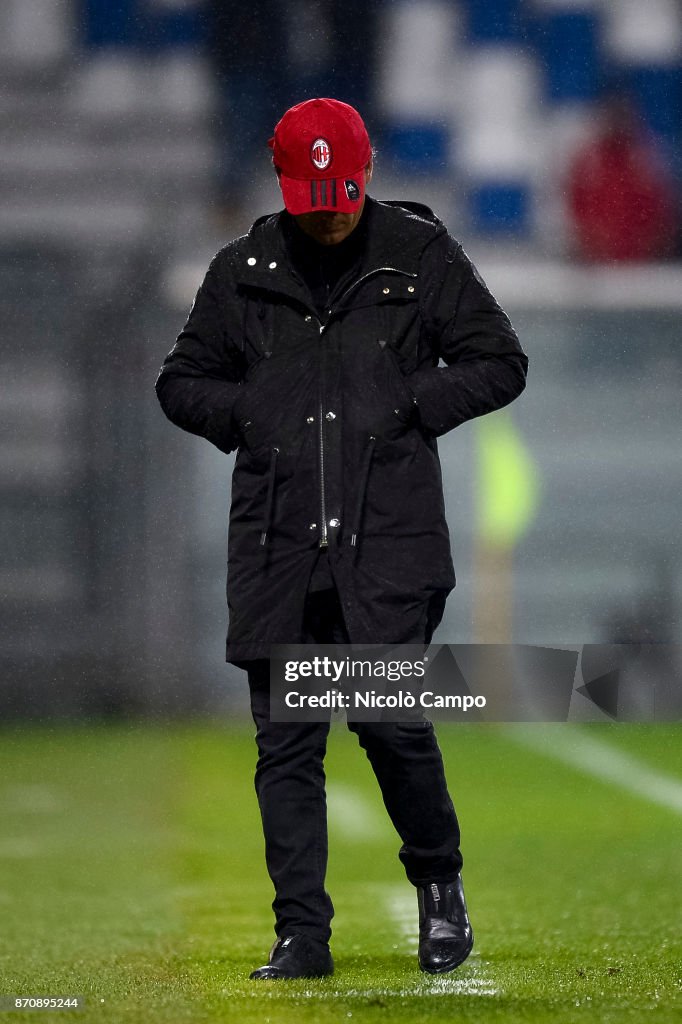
[249,934,334,980]
[417,876,474,974]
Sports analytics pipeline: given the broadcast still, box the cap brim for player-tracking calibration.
[279,170,366,215]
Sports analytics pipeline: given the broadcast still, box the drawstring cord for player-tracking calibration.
[350,435,376,547]
[260,447,279,546]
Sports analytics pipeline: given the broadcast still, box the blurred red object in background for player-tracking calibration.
[567,97,677,262]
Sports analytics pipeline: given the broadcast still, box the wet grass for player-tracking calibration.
[0,721,680,1023]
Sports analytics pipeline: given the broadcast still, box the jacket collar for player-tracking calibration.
[356,197,444,277]
[233,197,444,304]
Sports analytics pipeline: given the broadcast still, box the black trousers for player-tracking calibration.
[246,588,462,944]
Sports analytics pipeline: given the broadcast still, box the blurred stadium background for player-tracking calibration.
[1,0,681,718]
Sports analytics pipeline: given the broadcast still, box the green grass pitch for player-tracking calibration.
[0,721,680,1023]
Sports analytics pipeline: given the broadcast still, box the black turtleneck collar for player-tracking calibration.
[281,202,371,317]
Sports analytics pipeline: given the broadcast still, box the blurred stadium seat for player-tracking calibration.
[3,0,680,242]
[1,0,681,717]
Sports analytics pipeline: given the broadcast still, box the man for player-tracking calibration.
[155,98,528,980]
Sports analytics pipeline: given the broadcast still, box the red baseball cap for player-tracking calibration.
[268,98,372,215]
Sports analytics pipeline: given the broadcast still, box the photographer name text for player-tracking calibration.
[283,689,486,711]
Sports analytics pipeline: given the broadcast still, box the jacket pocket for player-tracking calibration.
[231,357,270,448]
[377,340,417,426]
[233,349,318,462]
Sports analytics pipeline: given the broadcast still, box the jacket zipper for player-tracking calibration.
[318,399,328,548]
[312,267,417,550]
[317,321,328,548]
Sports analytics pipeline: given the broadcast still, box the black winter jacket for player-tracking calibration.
[155,197,528,661]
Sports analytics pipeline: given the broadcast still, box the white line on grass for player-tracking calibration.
[276,979,500,999]
[385,886,419,953]
[0,839,39,858]
[248,981,499,999]
[326,782,387,842]
[1,784,65,813]
[507,726,682,816]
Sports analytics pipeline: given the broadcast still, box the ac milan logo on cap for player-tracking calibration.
[311,138,332,170]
